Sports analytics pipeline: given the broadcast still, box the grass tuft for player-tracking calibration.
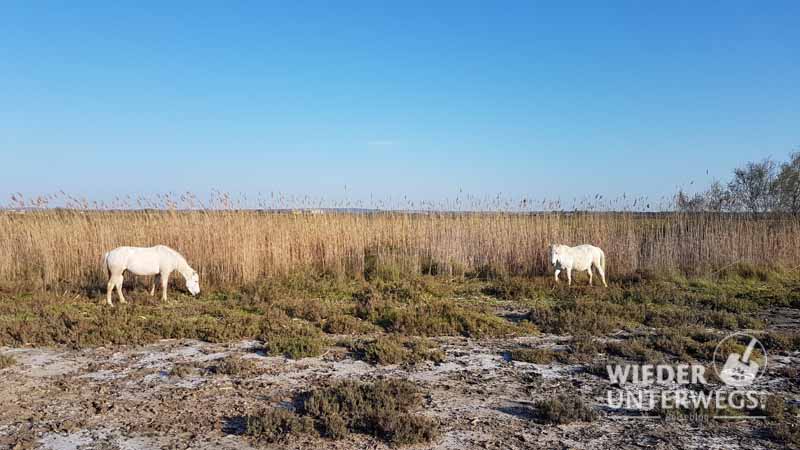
[0,354,15,369]
[262,323,327,359]
[245,379,438,445]
[322,314,378,335]
[508,347,557,364]
[245,407,315,442]
[349,336,445,365]
[212,356,260,376]
[169,363,194,378]
[534,394,597,424]
[768,422,800,447]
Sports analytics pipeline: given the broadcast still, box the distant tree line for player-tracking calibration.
[675,150,800,215]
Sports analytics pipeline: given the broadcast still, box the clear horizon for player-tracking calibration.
[2,2,798,205]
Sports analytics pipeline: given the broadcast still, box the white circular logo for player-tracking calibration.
[712,332,767,388]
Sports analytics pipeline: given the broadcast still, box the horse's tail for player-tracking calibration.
[599,249,607,274]
[102,252,110,279]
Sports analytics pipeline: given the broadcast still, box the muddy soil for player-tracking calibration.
[1,333,797,450]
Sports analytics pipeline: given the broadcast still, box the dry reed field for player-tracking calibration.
[1,209,799,291]
[2,208,800,450]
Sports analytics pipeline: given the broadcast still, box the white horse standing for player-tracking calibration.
[103,245,200,306]
[548,244,608,287]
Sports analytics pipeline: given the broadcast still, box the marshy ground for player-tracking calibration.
[1,267,799,449]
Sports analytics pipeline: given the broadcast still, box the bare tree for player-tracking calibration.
[727,158,777,213]
[675,180,732,213]
[774,151,800,216]
[703,180,730,212]
[675,190,706,212]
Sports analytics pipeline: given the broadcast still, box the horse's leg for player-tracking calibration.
[587,268,593,286]
[150,274,159,296]
[554,269,561,283]
[113,273,127,304]
[566,268,572,286]
[106,276,116,306]
[160,271,170,302]
[597,264,608,288]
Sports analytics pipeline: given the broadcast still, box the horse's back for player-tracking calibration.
[574,245,604,267]
[152,245,181,256]
[106,246,168,276]
[105,246,135,265]
[557,244,604,270]
[573,244,603,254]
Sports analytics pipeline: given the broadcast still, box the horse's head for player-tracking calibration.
[186,270,200,296]
[548,244,559,266]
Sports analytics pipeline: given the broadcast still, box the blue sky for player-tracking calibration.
[1,1,798,207]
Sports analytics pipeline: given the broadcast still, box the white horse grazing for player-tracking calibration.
[548,244,607,287]
[103,245,200,306]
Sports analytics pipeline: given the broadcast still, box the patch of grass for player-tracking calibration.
[761,331,800,353]
[525,276,777,338]
[353,286,390,322]
[262,322,327,359]
[0,280,531,348]
[481,276,542,301]
[648,332,697,360]
[583,358,626,380]
[251,307,329,359]
[169,363,193,378]
[302,379,438,445]
[768,422,800,447]
[596,329,750,364]
[533,394,597,424]
[0,294,276,348]
[245,379,439,445]
[716,262,772,282]
[759,394,799,422]
[614,270,657,286]
[271,298,334,324]
[508,347,557,364]
[357,276,446,303]
[605,339,664,363]
[567,334,605,361]
[349,336,445,365]
[351,336,406,365]
[211,356,260,376]
[246,273,360,304]
[405,338,446,364]
[527,299,644,335]
[370,278,422,302]
[658,331,723,361]
[322,314,378,335]
[245,407,315,442]
[378,300,535,337]
[0,354,15,369]
[466,263,505,281]
[761,395,787,421]
[0,271,794,352]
